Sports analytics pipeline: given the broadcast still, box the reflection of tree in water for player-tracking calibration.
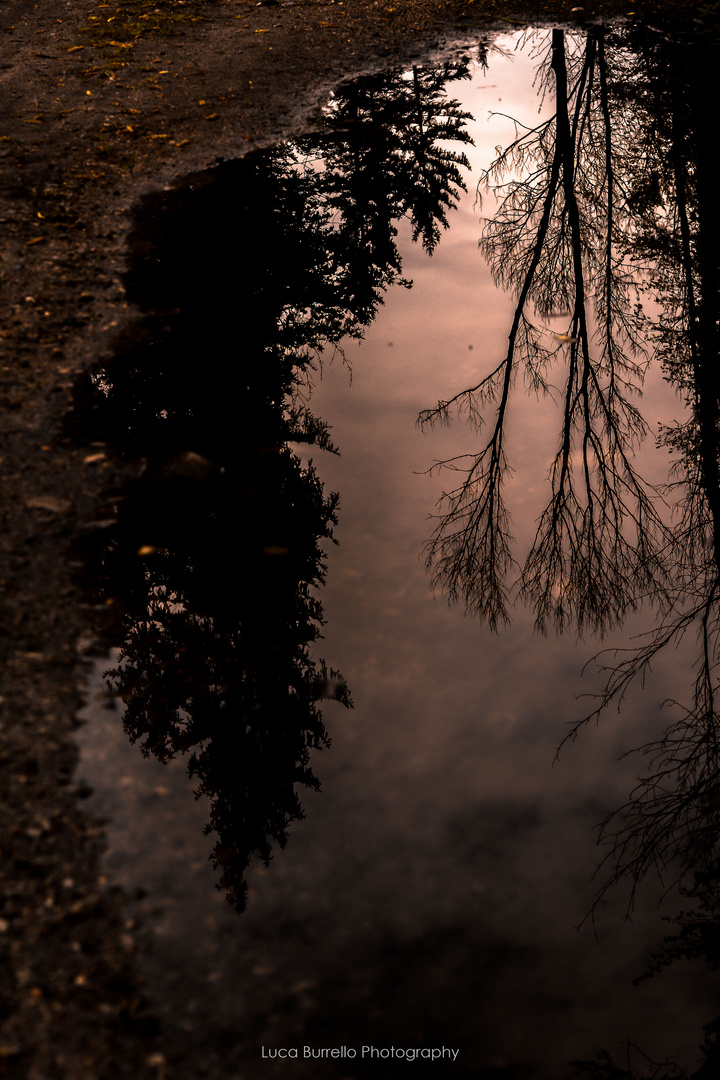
[74,60,475,911]
[419,23,720,1079]
[422,29,667,639]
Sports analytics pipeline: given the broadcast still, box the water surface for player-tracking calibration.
[76,27,720,1080]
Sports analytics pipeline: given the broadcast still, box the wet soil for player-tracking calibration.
[0,0,710,1076]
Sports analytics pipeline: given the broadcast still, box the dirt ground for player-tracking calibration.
[0,0,709,1076]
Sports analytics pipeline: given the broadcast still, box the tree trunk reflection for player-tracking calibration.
[419,25,720,908]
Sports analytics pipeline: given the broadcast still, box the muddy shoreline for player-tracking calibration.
[0,1,707,1075]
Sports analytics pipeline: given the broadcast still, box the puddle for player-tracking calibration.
[74,26,720,1080]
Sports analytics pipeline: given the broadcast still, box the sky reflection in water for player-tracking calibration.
[76,29,718,1080]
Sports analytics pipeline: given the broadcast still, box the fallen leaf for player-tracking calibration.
[25,495,70,513]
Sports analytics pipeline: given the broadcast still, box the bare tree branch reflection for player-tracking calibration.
[420,25,720,902]
[565,28,720,907]
[420,29,668,637]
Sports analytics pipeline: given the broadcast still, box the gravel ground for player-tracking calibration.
[0,0,708,1076]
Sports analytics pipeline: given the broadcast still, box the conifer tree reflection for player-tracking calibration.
[76,59,474,910]
[419,26,720,902]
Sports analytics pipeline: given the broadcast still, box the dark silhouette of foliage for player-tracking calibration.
[72,59,475,910]
[641,865,720,980]
[572,1047,687,1080]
